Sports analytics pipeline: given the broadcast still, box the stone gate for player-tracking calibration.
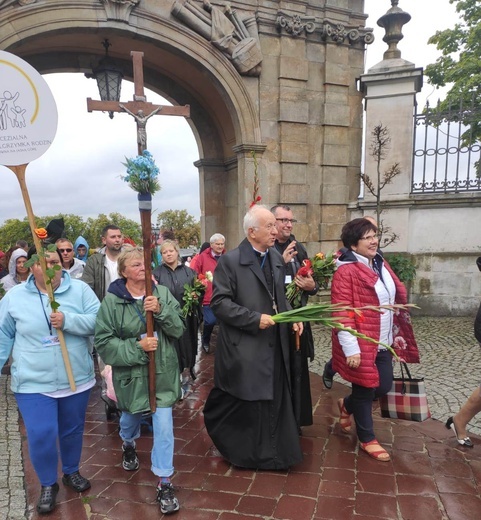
[0,0,373,249]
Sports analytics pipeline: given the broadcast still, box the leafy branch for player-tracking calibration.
[24,241,62,312]
[360,124,402,247]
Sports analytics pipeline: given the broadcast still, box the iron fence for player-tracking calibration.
[412,96,481,193]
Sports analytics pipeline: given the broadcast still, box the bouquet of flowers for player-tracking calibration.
[181,272,213,317]
[272,303,419,359]
[121,150,161,195]
[286,251,337,308]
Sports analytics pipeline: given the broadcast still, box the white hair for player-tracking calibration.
[209,233,225,243]
[243,204,270,235]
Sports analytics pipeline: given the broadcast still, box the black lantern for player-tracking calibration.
[85,39,123,119]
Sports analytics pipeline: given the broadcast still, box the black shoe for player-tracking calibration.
[62,471,91,492]
[157,483,180,514]
[122,443,140,471]
[37,483,59,514]
[202,342,210,354]
[322,362,333,390]
[446,416,474,447]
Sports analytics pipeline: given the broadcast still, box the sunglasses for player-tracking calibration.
[58,248,73,253]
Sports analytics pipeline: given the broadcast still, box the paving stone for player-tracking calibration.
[3,317,481,520]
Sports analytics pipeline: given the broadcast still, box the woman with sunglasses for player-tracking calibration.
[331,218,418,462]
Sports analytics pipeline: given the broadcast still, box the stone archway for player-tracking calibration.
[1,0,372,250]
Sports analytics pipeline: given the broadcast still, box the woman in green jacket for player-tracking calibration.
[95,247,185,515]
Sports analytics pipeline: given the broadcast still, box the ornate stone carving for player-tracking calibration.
[100,0,140,23]
[276,13,316,37]
[0,0,36,8]
[172,0,262,76]
[320,21,374,45]
[276,12,374,45]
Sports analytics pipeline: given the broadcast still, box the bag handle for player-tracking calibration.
[400,361,413,381]
[399,362,414,396]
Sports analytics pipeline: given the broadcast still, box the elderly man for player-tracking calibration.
[203,205,303,470]
[192,232,226,353]
[56,239,85,279]
[271,204,318,429]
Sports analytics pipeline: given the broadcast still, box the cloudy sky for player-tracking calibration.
[0,0,458,227]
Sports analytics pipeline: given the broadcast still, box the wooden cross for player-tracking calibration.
[87,50,190,412]
[87,51,190,155]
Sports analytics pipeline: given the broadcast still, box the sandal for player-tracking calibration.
[337,398,351,433]
[360,440,391,462]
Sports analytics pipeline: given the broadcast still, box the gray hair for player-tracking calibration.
[55,238,73,249]
[117,246,144,278]
[209,233,225,244]
[270,204,291,215]
[243,204,270,235]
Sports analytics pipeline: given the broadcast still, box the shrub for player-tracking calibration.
[384,253,416,285]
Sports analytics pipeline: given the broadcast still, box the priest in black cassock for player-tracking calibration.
[203,205,303,470]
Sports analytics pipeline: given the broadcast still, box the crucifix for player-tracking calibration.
[87,50,190,411]
[87,50,190,155]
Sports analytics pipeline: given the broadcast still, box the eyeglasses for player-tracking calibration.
[58,248,73,253]
[276,218,297,225]
[359,234,380,242]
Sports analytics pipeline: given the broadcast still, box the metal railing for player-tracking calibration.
[412,96,481,193]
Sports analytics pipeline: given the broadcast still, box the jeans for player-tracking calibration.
[120,406,174,477]
[202,305,217,346]
[15,389,91,486]
[343,350,393,443]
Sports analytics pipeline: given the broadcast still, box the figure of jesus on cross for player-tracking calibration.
[87,50,190,155]
[87,50,190,412]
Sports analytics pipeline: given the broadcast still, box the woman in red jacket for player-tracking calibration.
[331,218,409,462]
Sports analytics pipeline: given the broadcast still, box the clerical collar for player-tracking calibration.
[253,247,268,258]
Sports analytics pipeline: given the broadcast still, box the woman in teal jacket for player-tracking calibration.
[94,247,185,515]
[0,247,100,514]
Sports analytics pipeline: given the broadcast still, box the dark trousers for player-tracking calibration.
[343,350,393,443]
[202,305,217,345]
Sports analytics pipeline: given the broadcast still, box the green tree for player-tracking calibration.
[85,213,142,248]
[0,218,34,251]
[0,213,141,252]
[425,0,481,144]
[156,209,200,248]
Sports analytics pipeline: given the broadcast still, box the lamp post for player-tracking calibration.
[85,39,123,119]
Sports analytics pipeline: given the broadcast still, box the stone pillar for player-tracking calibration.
[194,158,228,241]
[357,1,422,251]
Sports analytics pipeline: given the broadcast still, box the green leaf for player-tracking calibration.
[24,255,39,268]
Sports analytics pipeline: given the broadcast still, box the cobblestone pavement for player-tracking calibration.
[0,318,481,520]
[0,372,27,520]
[311,316,481,436]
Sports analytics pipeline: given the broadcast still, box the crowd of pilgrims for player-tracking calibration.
[0,209,428,515]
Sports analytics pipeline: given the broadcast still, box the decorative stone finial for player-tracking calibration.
[377,0,411,60]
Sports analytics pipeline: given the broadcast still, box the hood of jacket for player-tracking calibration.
[8,248,28,277]
[108,278,136,302]
[108,278,158,302]
[74,236,89,261]
[24,268,72,294]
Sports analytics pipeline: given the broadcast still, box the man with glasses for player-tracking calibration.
[271,204,318,430]
[56,239,85,279]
